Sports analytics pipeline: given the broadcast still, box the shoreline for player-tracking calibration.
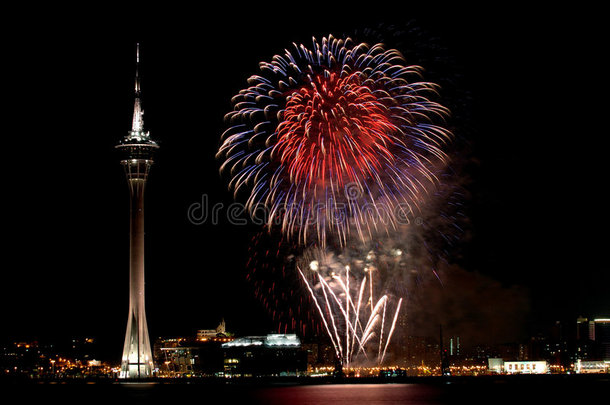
[2,373,608,386]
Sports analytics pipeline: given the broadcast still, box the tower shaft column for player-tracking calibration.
[128,177,147,310]
[120,160,154,378]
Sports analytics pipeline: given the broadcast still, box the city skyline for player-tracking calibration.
[2,6,608,364]
[3,315,609,376]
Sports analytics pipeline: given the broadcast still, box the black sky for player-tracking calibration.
[2,5,608,360]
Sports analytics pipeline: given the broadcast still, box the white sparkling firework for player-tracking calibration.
[298,248,404,367]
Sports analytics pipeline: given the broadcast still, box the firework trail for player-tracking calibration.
[218,35,452,246]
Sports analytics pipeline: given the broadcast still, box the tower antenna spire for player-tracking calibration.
[129,42,149,138]
[135,42,140,95]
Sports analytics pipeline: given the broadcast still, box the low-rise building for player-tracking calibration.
[221,334,307,377]
[487,358,549,374]
[504,360,548,374]
[154,321,235,377]
[574,360,610,374]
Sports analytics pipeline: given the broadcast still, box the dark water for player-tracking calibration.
[3,375,609,404]
[249,384,446,404]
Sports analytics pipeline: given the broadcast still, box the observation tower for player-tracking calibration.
[116,43,158,378]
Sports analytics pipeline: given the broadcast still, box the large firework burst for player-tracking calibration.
[218,35,452,246]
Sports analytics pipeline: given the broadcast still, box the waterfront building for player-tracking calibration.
[221,334,307,376]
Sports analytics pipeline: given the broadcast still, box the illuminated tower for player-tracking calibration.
[116,43,158,378]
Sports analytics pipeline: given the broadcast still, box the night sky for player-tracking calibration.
[3,6,607,361]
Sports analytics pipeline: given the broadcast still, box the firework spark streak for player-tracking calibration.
[298,260,402,367]
[218,35,452,246]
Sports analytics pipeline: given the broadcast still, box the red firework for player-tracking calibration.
[219,35,452,245]
[275,70,398,189]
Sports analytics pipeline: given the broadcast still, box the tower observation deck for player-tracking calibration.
[116,43,158,378]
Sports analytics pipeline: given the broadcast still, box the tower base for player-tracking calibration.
[119,307,154,378]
